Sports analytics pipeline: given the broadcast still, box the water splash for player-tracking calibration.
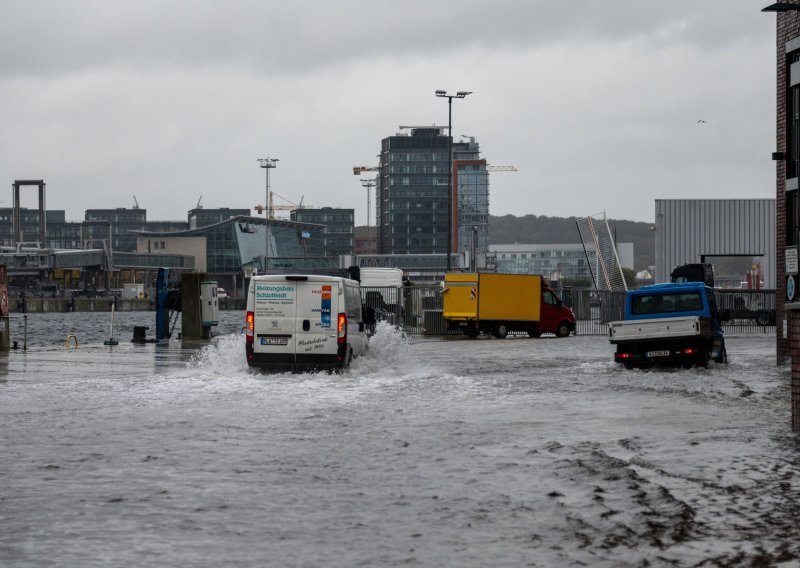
[349,321,412,376]
[187,333,249,374]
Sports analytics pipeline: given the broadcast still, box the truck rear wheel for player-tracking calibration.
[555,321,571,338]
[493,324,509,339]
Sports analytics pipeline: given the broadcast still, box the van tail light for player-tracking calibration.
[246,311,254,343]
[337,313,347,344]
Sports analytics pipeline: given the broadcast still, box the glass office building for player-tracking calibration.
[290,207,354,258]
[136,216,327,291]
[378,127,487,257]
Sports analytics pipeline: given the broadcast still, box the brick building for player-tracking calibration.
[768,1,800,431]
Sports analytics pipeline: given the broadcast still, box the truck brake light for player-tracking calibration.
[338,313,347,344]
[246,311,254,343]
[615,352,632,360]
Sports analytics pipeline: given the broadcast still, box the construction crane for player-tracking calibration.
[254,191,310,219]
[132,195,140,209]
[353,166,380,175]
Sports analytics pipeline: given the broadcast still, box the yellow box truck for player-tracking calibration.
[442,273,575,338]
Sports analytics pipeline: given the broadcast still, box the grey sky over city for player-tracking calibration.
[0,1,778,224]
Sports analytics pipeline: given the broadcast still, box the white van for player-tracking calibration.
[245,274,369,372]
[357,267,405,326]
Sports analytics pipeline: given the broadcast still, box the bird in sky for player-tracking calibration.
[697,119,706,124]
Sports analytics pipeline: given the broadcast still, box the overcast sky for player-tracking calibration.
[0,1,778,224]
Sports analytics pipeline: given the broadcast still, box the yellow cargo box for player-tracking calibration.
[443,272,479,320]
[477,273,541,321]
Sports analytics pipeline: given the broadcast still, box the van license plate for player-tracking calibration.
[646,350,670,357]
[261,337,288,346]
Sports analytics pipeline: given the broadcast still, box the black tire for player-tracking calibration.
[715,346,728,364]
[493,324,509,339]
[756,311,771,326]
[555,321,571,338]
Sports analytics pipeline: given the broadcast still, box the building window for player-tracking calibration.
[790,51,800,179]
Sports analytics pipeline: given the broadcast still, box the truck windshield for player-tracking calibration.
[631,292,703,315]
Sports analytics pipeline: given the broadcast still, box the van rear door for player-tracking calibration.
[253,279,298,363]
[295,280,340,359]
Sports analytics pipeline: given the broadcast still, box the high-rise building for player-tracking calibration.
[377,127,488,259]
[454,136,489,263]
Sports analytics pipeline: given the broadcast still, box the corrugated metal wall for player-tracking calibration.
[654,199,776,287]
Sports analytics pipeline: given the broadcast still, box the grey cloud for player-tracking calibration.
[0,1,770,79]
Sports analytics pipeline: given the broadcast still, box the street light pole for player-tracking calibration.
[257,157,279,273]
[360,178,377,226]
[435,90,472,272]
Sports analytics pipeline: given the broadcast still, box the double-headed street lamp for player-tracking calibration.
[257,157,279,273]
[435,90,472,271]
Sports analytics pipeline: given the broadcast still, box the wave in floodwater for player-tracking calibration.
[186,321,419,381]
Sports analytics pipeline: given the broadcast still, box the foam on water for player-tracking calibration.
[187,333,250,375]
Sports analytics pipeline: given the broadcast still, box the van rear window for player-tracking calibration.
[631,292,703,315]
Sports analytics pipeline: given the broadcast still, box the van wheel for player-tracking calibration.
[555,322,570,338]
[493,324,509,339]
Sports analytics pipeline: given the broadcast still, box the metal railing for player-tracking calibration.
[361,286,777,337]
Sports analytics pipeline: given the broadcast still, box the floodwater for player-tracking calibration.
[1,313,798,567]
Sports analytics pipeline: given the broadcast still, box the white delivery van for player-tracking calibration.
[245,274,369,372]
[357,267,405,326]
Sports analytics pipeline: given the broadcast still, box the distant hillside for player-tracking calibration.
[489,214,654,271]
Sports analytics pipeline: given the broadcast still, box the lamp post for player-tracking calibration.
[360,178,377,226]
[435,90,472,271]
[257,157,279,273]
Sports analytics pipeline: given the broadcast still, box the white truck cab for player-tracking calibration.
[245,274,368,372]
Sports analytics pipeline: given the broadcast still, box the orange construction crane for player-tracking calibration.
[353,166,380,175]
